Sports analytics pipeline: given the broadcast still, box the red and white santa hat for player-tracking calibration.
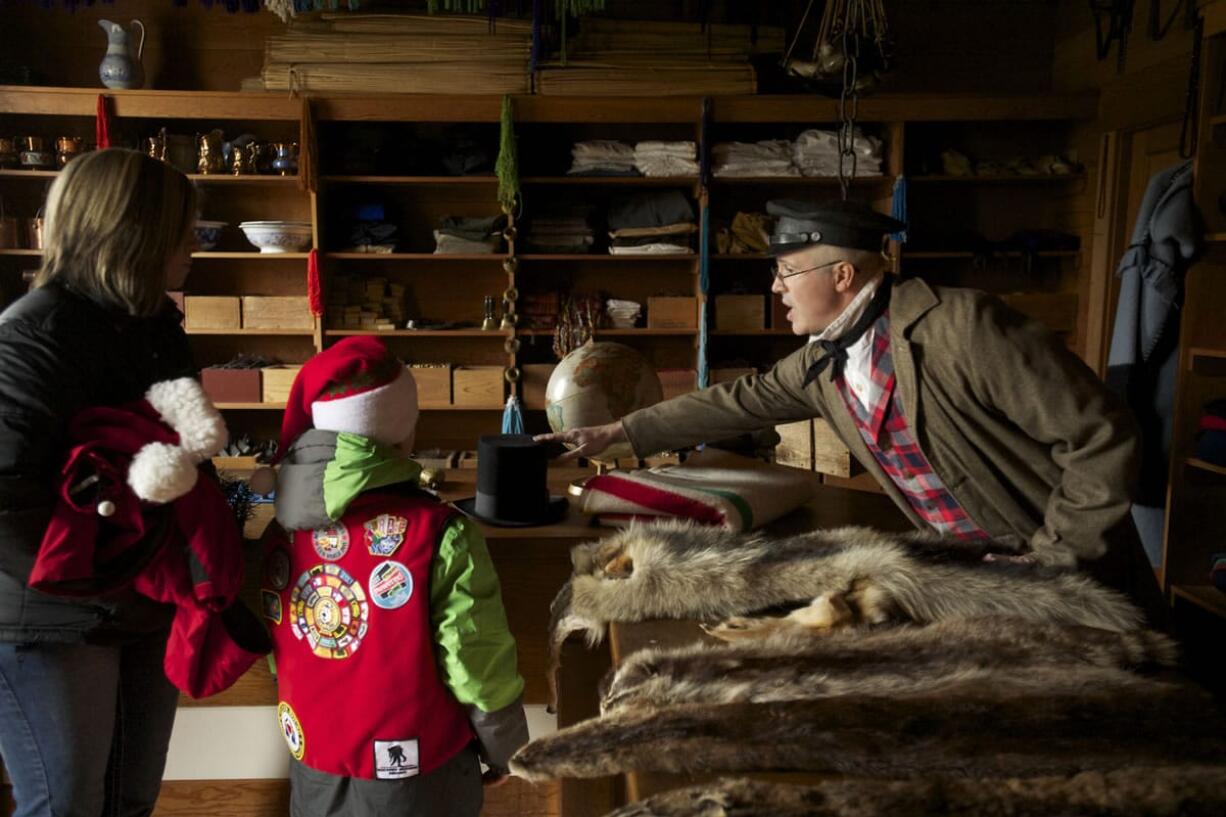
[128,378,229,505]
[276,336,417,459]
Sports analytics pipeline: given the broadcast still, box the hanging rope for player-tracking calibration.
[496,95,520,216]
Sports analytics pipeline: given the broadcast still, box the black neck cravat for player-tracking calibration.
[802,275,894,388]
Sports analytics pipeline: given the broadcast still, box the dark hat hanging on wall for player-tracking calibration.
[453,434,569,527]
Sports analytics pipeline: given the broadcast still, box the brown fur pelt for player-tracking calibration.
[548,522,1144,705]
[600,617,1178,714]
[601,767,1226,817]
[511,676,1226,782]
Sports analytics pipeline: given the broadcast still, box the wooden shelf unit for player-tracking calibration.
[1171,584,1226,618]
[0,86,1103,454]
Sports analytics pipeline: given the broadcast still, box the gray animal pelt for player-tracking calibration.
[600,617,1178,714]
[602,767,1226,817]
[549,522,1144,702]
[511,676,1226,782]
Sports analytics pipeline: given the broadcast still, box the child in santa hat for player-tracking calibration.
[256,336,527,817]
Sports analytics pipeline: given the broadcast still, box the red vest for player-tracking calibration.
[262,491,473,779]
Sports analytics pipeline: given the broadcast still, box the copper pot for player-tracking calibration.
[55,136,85,169]
[25,217,44,250]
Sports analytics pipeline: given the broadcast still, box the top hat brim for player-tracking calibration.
[451,495,570,528]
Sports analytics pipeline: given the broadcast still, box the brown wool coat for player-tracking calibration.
[623,278,1147,583]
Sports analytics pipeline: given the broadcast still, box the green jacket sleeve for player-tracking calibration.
[621,343,820,458]
[430,515,525,713]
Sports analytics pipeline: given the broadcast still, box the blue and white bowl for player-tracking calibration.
[194,220,227,252]
[239,221,312,254]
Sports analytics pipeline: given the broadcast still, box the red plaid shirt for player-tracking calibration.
[835,313,989,540]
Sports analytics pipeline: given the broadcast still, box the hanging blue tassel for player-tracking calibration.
[697,97,712,389]
[890,174,908,244]
[501,395,525,435]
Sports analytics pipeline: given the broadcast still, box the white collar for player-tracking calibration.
[808,273,885,344]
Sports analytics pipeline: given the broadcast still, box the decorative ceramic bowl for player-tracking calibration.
[238,221,312,254]
[194,220,227,251]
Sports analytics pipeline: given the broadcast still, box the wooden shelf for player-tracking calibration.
[517,328,697,337]
[1185,458,1226,477]
[324,252,503,261]
[909,173,1086,184]
[1171,584,1226,618]
[518,254,695,261]
[903,250,1080,259]
[711,175,891,185]
[322,175,496,185]
[188,175,300,184]
[1207,233,1226,243]
[0,169,56,179]
[185,328,315,336]
[0,249,41,256]
[1210,114,1226,128]
[711,329,793,336]
[521,176,698,186]
[1189,347,1226,361]
[192,252,309,259]
[325,329,505,338]
[711,254,769,261]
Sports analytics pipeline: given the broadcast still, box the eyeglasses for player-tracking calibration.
[772,259,840,282]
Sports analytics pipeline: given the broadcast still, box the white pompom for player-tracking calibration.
[97,500,116,517]
[145,378,229,459]
[128,442,199,504]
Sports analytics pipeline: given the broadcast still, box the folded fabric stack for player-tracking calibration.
[712,140,798,177]
[522,207,596,254]
[607,190,697,255]
[580,449,817,531]
[605,299,642,328]
[715,211,772,255]
[432,214,506,254]
[793,127,883,177]
[633,141,699,178]
[568,140,638,176]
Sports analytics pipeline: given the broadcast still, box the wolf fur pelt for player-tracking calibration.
[548,522,1144,704]
[511,675,1226,782]
[601,767,1226,817]
[600,617,1178,714]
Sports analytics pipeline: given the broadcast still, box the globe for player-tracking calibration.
[545,341,663,461]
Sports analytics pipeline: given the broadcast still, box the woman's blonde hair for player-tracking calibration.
[35,148,197,317]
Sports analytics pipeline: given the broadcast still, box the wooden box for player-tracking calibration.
[715,294,766,331]
[241,296,313,330]
[647,296,698,329]
[657,368,697,400]
[261,365,302,404]
[521,363,556,410]
[183,296,240,330]
[813,418,860,478]
[410,364,451,407]
[710,367,755,384]
[453,366,504,408]
[775,420,814,470]
[201,367,262,404]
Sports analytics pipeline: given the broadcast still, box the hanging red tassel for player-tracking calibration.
[307,248,322,317]
[95,95,112,150]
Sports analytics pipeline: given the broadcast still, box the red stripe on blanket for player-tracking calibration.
[584,474,727,526]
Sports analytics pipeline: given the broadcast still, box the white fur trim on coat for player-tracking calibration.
[145,378,228,459]
[311,367,418,447]
[128,441,200,503]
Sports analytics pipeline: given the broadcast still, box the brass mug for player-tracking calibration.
[146,129,167,162]
[25,217,44,250]
[197,130,225,175]
[55,136,84,169]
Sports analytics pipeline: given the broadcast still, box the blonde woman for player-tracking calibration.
[0,149,198,817]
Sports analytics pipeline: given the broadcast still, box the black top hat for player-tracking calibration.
[765,199,906,256]
[453,435,569,527]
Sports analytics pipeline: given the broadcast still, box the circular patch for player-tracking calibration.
[278,701,305,760]
[369,561,414,610]
[265,549,291,591]
[290,563,369,659]
[312,525,349,561]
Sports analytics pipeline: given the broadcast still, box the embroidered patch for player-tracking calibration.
[278,702,305,760]
[261,590,283,625]
[364,514,408,557]
[312,525,349,561]
[290,563,369,659]
[265,549,291,591]
[374,738,419,780]
[369,561,414,611]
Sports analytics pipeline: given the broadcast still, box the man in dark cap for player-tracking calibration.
[538,199,1156,609]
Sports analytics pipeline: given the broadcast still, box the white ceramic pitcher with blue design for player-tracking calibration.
[98,19,145,90]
